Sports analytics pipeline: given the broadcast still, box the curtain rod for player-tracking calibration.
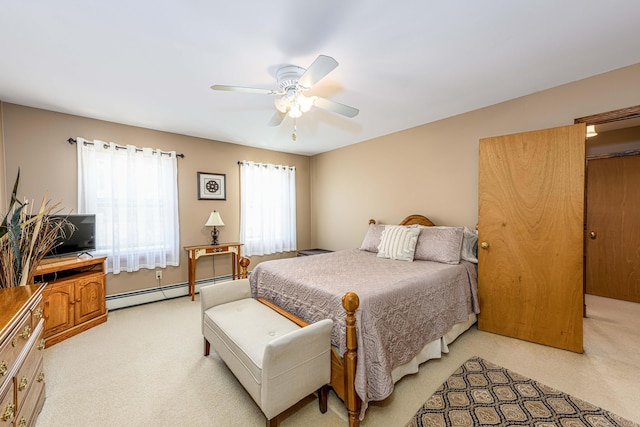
[68,138,184,158]
[237,160,295,170]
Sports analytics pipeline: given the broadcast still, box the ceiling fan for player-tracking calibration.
[211,55,359,140]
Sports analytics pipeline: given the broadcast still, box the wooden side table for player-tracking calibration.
[184,243,244,301]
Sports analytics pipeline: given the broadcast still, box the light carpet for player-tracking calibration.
[407,356,638,427]
[35,294,640,426]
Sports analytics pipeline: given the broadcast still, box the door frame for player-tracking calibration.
[575,105,640,127]
[586,149,640,161]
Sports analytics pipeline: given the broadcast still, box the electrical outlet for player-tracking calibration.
[155,270,162,280]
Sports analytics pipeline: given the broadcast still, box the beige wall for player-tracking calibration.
[311,63,640,251]
[1,103,311,295]
[586,125,640,156]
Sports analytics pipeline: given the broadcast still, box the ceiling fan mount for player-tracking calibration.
[211,55,359,140]
[276,65,307,92]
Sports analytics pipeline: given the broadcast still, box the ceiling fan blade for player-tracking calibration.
[211,85,277,95]
[298,55,338,88]
[268,111,286,126]
[314,97,359,118]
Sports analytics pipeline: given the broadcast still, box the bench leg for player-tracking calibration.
[204,338,210,356]
[267,416,279,427]
[318,385,328,413]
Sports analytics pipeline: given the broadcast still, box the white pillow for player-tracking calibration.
[377,225,420,262]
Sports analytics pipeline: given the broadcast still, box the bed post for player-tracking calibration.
[239,257,250,279]
[342,292,361,427]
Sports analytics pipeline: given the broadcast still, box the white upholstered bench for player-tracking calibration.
[201,279,333,427]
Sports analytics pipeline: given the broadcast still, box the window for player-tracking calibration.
[77,138,180,274]
[239,161,296,256]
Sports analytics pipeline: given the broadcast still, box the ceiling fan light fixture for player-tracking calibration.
[297,94,316,113]
[275,92,316,118]
[288,103,302,118]
[274,96,289,114]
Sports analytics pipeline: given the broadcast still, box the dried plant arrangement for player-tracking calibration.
[0,170,72,288]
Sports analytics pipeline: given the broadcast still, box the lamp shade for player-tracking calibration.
[205,211,224,227]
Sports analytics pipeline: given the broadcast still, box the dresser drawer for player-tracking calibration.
[0,381,15,426]
[15,325,44,412]
[0,313,32,383]
[31,297,44,333]
[15,357,45,427]
[16,358,44,427]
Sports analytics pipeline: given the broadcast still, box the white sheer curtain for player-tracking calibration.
[77,138,180,274]
[239,161,296,256]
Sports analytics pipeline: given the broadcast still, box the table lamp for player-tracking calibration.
[205,210,224,245]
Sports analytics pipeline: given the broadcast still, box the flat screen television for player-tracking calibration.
[43,214,96,258]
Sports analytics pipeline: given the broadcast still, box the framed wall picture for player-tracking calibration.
[198,172,226,200]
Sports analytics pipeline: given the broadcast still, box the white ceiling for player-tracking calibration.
[1,1,640,156]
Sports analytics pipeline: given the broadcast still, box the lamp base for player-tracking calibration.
[211,227,220,246]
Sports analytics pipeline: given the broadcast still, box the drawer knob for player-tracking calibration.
[18,416,27,427]
[0,360,7,377]
[38,339,46,350]
[18,376,28,391]
[38,371,45,383]
[1,402,14,422]
[34,307,43,319]
[19,325,32,340]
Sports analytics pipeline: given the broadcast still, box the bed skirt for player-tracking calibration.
[391,313,477,383]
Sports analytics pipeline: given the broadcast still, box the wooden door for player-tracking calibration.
[44,282,75,337]
[478,124,585,353]
[75,274,106,324]
[586,154,640,302]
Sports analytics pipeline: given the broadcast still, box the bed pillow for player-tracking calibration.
[359,223,385,253]
[461,226,478,263]
[377,225,420,261]
[414,226,464,264]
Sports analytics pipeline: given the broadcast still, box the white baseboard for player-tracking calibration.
[106,275,234,311]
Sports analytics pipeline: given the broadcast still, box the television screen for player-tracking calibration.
[44,214,96,258]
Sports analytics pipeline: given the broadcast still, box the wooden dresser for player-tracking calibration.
[0,283,46,427]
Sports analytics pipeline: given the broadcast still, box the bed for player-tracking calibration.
[249,215,479,426]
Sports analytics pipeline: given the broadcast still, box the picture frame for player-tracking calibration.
[197,172,226,200]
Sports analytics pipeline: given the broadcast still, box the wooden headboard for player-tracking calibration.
[369,214,435,226]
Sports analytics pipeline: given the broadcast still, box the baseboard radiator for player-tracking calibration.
[106,275,235,311]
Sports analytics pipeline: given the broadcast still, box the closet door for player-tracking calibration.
[586,154,640,302]
[478,124,585,353]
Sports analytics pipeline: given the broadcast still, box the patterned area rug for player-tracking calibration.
[407,356,638,427]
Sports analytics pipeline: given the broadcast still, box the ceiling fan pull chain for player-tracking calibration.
[292,120,297,141]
